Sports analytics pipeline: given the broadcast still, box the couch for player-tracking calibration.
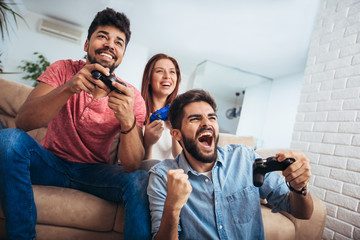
[0,77,326,239]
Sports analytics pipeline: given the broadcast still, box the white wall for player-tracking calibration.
[236,81,272,148]
[292,1,360,239]
[2,11,86,86]
[115,43,149,90]
[188,60,303,149]
[191,61,274,136]
[261,73,304,148]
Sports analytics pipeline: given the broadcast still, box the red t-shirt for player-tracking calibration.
[38,59,146,164]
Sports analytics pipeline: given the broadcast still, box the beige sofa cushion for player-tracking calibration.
[35,225,122,240]
[255,148,300,158]
[0,78,32,117]
[218,133,255,148]
[33,186,118,232]
[261,206,295,240]
[0,78,47,142]
[280,196,327,240]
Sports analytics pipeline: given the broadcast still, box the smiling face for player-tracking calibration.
[172,101,219,165]
[150,58,177,98]
[84,25,126,72]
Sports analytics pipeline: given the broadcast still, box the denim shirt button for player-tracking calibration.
[219,225,223,229]
[205,179,209,183]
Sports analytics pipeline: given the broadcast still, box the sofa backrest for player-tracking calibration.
[0,77,47,141]
[218,133,255,148]
[0,78,33,123]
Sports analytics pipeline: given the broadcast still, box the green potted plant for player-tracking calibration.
[18,52,50,87]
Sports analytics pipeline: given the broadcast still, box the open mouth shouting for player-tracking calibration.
[182,127,218,164]
[197,130,214,151]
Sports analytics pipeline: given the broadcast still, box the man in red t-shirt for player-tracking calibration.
[0,8,150,240]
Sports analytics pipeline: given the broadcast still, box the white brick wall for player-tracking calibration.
[291,0,360,239]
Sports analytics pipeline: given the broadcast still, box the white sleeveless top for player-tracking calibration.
[152,126,173,160]
[143,123,173,160]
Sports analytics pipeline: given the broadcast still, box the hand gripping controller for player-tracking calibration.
[150,105,170,123]
[91,70,127,94]
[253,156,295,187]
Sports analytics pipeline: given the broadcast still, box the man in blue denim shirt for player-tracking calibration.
[147,89,313,240]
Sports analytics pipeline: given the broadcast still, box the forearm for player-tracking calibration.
[289,192,313,219]
[144,139,153,160]
[15,83,73,131]
[118,125,145,171]
[154,202,181,240]
[153,169,191,240]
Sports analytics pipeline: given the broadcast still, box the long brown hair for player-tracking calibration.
[141,53,182,121]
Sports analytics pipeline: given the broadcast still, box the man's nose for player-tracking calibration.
[104,40,115,50]
[201,117,211,127]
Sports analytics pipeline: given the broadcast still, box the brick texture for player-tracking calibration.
[292,0,360,238]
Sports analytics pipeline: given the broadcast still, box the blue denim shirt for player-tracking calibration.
[147,144,291,240]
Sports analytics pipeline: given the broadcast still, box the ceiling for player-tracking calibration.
[18,0,321,79]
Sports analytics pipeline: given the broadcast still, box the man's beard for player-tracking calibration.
[87,47,117,73]
[182,128,219,164]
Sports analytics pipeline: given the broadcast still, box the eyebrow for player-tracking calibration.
[154,67,176,70]
[187,113,217,119]
[97,30,125,43]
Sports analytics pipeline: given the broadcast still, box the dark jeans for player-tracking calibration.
[0,128,151,240]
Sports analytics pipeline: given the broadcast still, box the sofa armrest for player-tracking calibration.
[0,78,47,142]
[280,195,327,240]
[0,78,33,117]
[255,148,297,158]
[261,204,296,239]
[255,147,326,239]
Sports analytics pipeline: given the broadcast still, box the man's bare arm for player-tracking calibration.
[279,151,314,219]
[118,125,145,172]
[155,202,182,240]
[154,169,192,240]
[15,82,75,131]
[289,191,313,219]
[15,64,110,131]
[110,82,145,171]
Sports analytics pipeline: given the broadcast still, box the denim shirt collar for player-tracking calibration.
[178,147,225,176]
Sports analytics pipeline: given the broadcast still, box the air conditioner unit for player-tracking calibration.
[38,19,83,44]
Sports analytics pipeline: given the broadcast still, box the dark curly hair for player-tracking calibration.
[87,8,131,48]
[168,89,217,130]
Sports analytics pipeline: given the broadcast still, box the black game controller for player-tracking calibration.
[150,105,170,123]
[253,156,295,187]
[91,70,127,94]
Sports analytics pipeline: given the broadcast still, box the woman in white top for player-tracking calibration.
[141,53,182,160]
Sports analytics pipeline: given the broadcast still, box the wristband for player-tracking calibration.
[287,182,307,196]
[120,117,136,134]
